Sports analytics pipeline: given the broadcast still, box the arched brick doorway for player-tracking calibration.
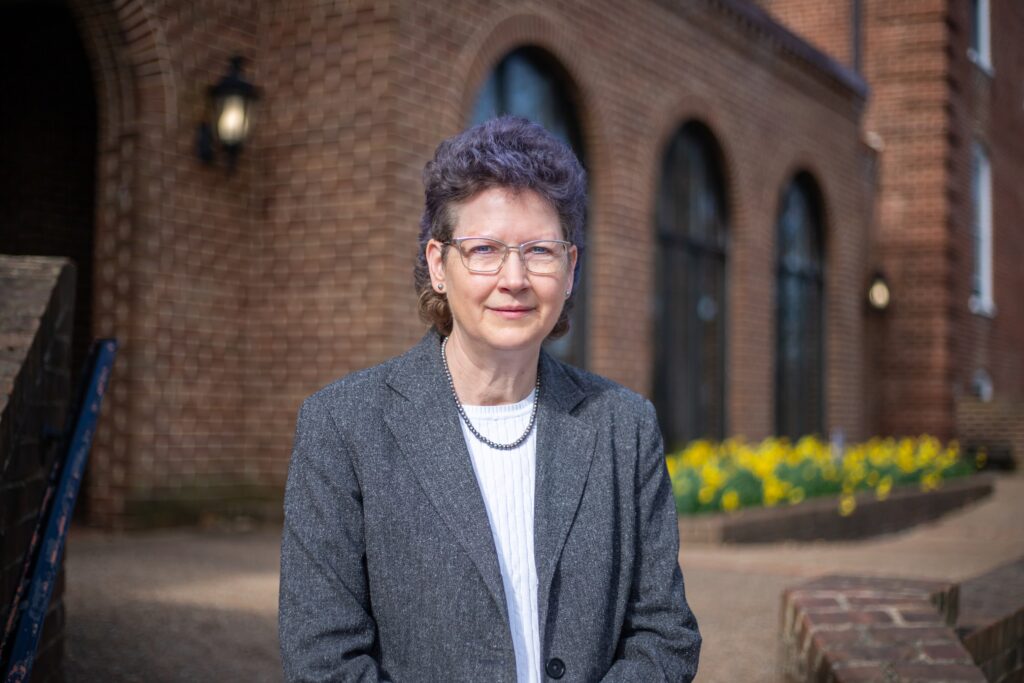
[0,0,159,526]
[0,2,97,380]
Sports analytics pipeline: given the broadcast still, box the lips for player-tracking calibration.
[489,306,535,318]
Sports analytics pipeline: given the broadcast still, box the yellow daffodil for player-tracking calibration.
[667,434,971,516]
[875,475,892,500]
[838,494,856,516]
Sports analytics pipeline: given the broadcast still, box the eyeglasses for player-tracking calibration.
[446,237,572,275]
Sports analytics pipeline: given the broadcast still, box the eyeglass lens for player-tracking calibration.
[455,238,567,274]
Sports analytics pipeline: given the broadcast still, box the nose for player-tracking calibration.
[497,248,530,291]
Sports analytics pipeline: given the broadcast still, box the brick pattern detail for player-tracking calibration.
[956,398,1024,470]
[68,0,261,526]
[753,0,854,67]
[0,256,75,681]
[760,0,1024,440]
[6,0,876,526]
[957,557,1024,683]
[247,0,872,475]
[780,575,985,683]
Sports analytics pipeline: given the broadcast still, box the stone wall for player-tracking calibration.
[0,255,76,682]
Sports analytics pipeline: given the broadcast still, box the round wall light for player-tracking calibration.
[867,271,891,311]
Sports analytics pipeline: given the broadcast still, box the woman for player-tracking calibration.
[279,116,701,682]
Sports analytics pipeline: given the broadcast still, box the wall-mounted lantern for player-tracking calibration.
[196,56,259,172]
[867,271,891,311]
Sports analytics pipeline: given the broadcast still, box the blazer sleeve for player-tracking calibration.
[601,400,702,682]
[278,394,390,683]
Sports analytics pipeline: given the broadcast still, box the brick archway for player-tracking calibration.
[67,0,174,526]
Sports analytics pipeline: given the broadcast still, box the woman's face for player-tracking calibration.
[426,187,576,356]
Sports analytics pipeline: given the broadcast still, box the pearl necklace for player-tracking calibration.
[440,336,541,450]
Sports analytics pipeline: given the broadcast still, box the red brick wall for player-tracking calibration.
[7,0,872,525]
[63,0,262,526]
[418,0,871,441]
[864,0,956,439]
[759,0,1024,444]
[247,0,872,459]
[247,1,409,492]
[953,0,1024,404]
[986,2,1024,401]
[956,399,1024,469]
[755,0,855,68]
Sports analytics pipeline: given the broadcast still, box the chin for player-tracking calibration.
[479,326,550,353]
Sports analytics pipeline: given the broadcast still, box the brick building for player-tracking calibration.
[760,0,1024,455]
[4,0,966,528]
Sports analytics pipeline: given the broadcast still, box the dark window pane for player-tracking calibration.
[970,0,981,52]
[653,123,728,449]
[470,47,588,367]
[774,174,825,439]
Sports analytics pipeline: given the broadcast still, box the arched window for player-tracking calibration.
[775,173,825,439]
[470,47,588,368]
[653,123,729,449]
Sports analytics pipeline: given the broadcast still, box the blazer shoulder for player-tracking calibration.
[301,354,402,417]
[553,360,655,419]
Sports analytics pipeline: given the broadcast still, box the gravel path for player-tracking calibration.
[63,474,1024,682]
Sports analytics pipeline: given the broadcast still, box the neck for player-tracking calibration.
[444,330,540,406]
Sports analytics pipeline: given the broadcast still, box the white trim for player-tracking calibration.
[967,48,995,78]
[969,0,993,72]
[970,142,995,317]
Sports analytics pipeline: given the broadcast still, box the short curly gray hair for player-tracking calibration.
[413,115,587,338]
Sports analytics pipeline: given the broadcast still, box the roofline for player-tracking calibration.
[699,0,870,100]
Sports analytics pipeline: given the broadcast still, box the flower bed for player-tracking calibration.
[666,435,985,517]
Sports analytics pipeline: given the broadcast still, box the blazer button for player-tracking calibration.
[545,657,565,679]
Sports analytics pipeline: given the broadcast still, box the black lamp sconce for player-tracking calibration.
[196,56,260,172]
[867,270,891,311]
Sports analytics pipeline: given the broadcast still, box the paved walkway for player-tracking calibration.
[63,473,1024,682]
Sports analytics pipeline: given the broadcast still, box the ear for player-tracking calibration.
[426,239,447,290]
[565,244,578,294]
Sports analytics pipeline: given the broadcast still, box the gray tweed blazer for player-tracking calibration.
[278,331,701,682]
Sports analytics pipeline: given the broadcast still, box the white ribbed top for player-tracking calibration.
[459,391,540,683]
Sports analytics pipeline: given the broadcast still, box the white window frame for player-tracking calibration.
[969,142,995,317]
[967,0,994,75]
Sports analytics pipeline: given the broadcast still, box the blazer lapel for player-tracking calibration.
[533,351,597,641]
[383,332,509,625]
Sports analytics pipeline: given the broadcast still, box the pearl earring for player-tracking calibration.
[436,283,445,291]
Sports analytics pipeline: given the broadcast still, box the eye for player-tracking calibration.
[467,243,497,255]
[527,243,557,256]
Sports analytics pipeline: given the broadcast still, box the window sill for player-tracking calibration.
[969,295,997,318]
[966,49,995,78]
